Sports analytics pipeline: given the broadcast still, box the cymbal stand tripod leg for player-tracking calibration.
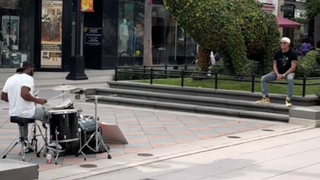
[76,128,86,160]
[77,96,111,159]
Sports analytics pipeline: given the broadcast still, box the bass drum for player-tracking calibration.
[78,116,109,153]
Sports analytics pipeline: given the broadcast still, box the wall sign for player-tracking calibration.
[84,27,102,46]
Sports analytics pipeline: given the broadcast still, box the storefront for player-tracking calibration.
[0,0,36,69]
[82,0,196,69]
[0,0,196,70]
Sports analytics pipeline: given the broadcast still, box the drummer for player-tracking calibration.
[1,61,50,152]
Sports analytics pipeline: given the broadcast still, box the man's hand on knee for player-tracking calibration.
[277,74,284,80]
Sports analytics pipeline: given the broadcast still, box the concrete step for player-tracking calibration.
[85,95,288,122]
[89,88,289,115]
[0,159,38,180]
[107,81,319,106]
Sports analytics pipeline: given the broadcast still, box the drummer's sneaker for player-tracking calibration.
[48,142,63,150]
[22,142,34,153]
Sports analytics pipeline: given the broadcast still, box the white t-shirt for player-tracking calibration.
[2,73,35,118]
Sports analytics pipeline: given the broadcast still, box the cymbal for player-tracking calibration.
[52,85,77,91]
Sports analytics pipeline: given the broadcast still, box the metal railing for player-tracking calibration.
[114,65,320,97]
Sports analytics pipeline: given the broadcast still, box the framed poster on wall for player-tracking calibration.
[41,0,63,68]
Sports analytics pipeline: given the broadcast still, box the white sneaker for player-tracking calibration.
[22,141,35,153]
[48,142,63,150]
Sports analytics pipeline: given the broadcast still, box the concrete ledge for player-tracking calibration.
[289,117,320,127]
[0,159,38,180]
[107,81,319,106]
[94,87,289,114]
[289,106,320,127]
[86,95,288,122]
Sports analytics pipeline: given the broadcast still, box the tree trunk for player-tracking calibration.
[315,14,320,48]
[143,0,153,66]
[196,46,210,72]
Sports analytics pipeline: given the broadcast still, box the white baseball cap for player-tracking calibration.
[281,37,291,44]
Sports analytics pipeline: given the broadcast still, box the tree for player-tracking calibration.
[163,0,280,75]
[143,0,153,66]
[305,0,320,20]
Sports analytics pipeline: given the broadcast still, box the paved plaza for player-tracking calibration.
[76,128,320,180]
[0,98,278,172]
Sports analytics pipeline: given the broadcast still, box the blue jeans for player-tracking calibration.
[261,71,294,99]
[18,107,50,141]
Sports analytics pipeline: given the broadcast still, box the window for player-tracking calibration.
[0,0,32,68]
[118,0,144,57]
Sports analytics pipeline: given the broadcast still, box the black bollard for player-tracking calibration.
[66,55,88,80]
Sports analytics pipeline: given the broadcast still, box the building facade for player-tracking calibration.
[257,0,280,16]
[3,0,315,71]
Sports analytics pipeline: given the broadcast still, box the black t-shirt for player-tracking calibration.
[274,49,298,74]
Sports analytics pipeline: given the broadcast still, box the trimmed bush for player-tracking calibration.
[163,0,280,74]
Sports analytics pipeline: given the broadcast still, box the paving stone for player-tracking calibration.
[0,102,276,172]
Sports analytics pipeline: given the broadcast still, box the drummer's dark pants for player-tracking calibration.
[18,107,50,142]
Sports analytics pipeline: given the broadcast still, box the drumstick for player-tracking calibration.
[47,93,67,101]
[34,90,40,96]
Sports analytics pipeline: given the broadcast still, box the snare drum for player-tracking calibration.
[49,99,74,110]
[49,109,79,143]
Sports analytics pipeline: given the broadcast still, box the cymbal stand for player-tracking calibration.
[77,95,112,160]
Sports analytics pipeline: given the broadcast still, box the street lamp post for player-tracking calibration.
[66,0,88,80]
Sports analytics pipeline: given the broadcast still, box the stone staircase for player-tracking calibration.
[78,81,319,122]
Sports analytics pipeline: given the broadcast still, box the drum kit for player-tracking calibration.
[33,85,111,165]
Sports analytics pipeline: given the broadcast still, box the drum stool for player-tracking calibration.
[2,117,35,161]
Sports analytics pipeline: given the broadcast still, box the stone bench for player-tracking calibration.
[289,106,320,127]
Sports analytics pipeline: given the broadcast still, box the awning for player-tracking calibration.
[276,16,301,28]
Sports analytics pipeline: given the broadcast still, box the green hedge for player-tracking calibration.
[296,50,320,77]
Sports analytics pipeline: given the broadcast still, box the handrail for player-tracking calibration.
[114,65,320,97]
[117,51,134,66]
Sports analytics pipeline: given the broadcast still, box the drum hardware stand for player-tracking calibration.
[77,95,112,160]
[78,128,85,158]
[77,107,83,119]
[30,122,49,157]
[47,127,63,165]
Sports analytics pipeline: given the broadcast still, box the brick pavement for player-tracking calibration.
[0,102,276,172]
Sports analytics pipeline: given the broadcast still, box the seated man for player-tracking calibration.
[1,61,49,152]
[256,37,298,107]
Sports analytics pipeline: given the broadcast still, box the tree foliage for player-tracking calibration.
[296,50,320,77]
[163,0,280,74]
[305,0,320,20]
